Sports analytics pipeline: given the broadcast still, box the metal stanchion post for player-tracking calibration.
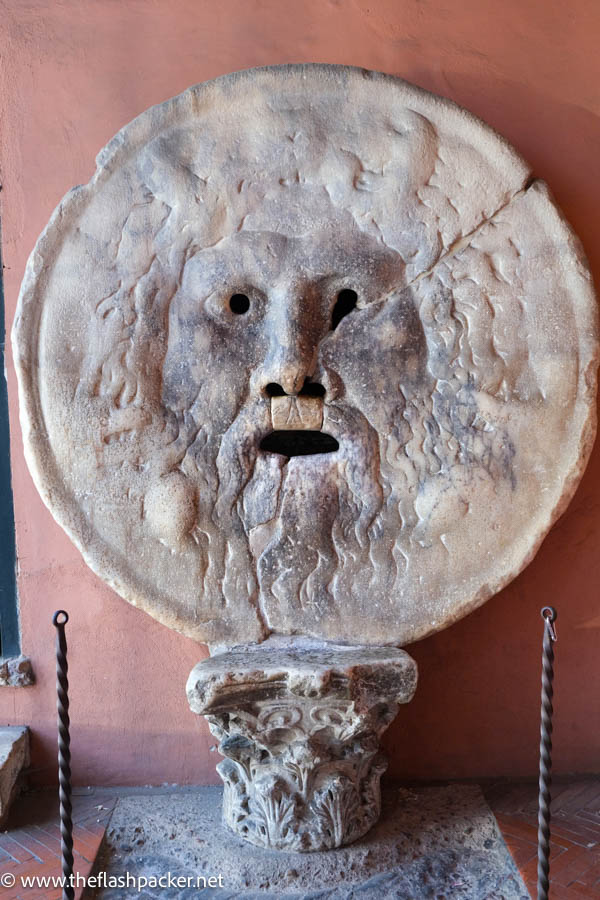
[537,606,557,900]
[53,610,74,900]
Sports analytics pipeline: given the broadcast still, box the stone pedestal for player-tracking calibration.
[186,640,417,852]
[94,785,529,898]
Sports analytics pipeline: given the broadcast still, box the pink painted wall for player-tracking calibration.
[0,0,599,786]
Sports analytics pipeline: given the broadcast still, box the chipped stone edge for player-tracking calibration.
[0,655,35,688]
[187,644,419,714]
[0,726,30,828]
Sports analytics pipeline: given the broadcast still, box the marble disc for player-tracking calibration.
[13,64,598,647]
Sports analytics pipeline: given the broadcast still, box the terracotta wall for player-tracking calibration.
[0,0,599,786]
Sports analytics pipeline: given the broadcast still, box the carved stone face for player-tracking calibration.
[163,223,421,416]
[155,216,428,635]
[13,65,598,648]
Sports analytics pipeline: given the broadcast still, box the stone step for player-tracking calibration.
[0,726,29,828]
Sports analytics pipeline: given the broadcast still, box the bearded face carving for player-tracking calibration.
[13,66,598,648]
[153,223,429,631]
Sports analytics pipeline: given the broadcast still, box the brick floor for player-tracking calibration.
[0,788,116,900]
[1,779,598,898]
[486,778,600,897]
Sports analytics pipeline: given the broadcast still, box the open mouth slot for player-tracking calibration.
[260,430,339,457]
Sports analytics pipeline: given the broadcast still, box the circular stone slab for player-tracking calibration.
[13,64,598,648]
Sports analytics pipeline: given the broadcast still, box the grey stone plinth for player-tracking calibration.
[0,726,30,827]
[187,640,417,851]
[91,784,528,898]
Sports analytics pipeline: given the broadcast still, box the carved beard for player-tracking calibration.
[154,272,512,638]
[174,388,398,635]
[246,404,385,627]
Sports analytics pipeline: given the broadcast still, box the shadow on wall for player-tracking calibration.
[385,442,600,779]
[379,68,600,780]
[26,720,219,788]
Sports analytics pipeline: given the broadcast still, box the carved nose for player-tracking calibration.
[260,286,326,396]
[262,315,318,395]
[263,353,311,396]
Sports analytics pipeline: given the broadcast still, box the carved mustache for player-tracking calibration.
[261,395,339,457]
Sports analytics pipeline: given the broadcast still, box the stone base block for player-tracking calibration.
[187,639,417,851]
[0,726,30,827]
[93,784,528,898]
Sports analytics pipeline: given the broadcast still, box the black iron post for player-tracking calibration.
[537,605,557,900]
[53,610,74,900]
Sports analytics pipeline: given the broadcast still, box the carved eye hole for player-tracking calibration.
[230,293,250,314]
[331,289,357,330]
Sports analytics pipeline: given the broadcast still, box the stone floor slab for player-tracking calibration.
[91,784,528,898]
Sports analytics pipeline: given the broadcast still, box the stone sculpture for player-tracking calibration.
[187,642,417,851]
[13,65,598,850]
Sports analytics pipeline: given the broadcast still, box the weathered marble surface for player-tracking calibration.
[187,639,417,850]
[13,64,598,647]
